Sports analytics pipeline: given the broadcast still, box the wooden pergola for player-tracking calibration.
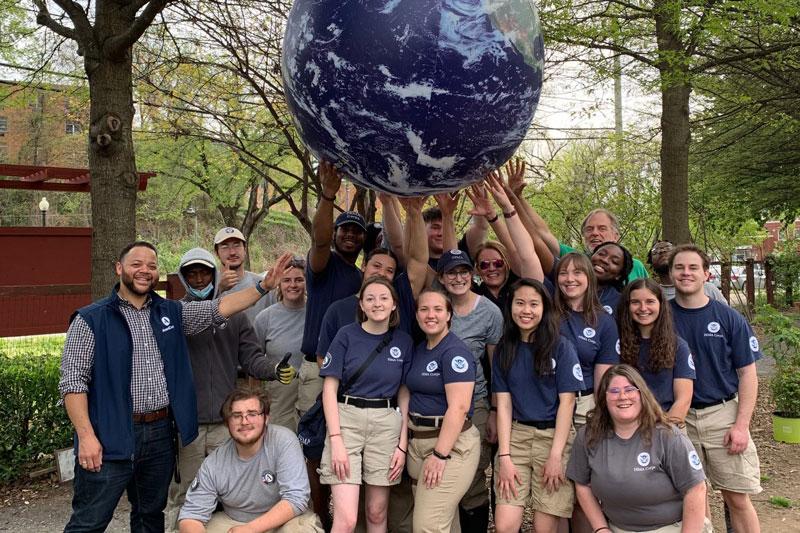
[0,163,155,192]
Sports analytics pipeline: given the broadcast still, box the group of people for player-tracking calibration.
[59,159,763,533]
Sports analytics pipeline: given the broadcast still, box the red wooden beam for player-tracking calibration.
[0,163,155,192]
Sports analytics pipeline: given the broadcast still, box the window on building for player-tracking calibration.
[65,121,82,135]
[0,141,7,162]
[0,116,7,136]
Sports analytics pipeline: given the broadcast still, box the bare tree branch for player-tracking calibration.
[105,0,171,58]
[31,0,77,40]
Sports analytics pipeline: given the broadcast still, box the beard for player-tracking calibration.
[121,271,158,295]
[231,422,266,446]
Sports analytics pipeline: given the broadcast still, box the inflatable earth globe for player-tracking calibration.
[281,0,544,195]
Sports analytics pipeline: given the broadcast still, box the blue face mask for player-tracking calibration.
[188,283,214,299]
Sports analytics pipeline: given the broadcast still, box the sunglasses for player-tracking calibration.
[478,259,505,270]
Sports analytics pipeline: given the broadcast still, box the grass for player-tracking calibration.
[769,496,793,508]
[0,334,65,358]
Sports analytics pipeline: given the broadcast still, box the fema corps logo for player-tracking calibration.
[688,353,695,370]
[261,470,276,484]
[572,364,583,381]
[426,361,439,373]
[390,346,402,359]
[582,327,596,339]
[615,339,621,355]
[688,451,703,471]
[161,316,171,327]
[637,452,651,467]
[749,336,760,352]
[451,356,469,373]
[322,353,332,369]
[707,322,721,333]
[603,305,613,315]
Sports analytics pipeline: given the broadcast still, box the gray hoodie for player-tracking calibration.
[178,248,276,423]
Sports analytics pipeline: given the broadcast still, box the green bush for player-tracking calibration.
[773,368,800,418]
[0,353,73,482]
[754,305,800,418]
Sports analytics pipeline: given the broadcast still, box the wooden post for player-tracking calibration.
[721,260,731,303]
[745,258,755,313]
[765,257,775,306]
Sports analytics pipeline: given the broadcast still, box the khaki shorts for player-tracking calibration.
[407,422,481,533]
[573,393,595,427]
[609,516,714,533]
[494,422,575,518]
[266,378,300,433]
[298,359,323,416]
[320,402,402,486]
[685,397,761,494]
[204,510,324,533]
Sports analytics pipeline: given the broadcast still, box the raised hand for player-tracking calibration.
[505,158,527,197]
[465,182,496,219]
[433,192,459,216]
[397,195,427,214]
[485,173,514,213]
[318,160,342,199]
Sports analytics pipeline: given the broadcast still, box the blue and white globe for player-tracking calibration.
[282,0,544,195]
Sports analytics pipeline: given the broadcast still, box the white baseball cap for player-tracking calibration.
[213,227,246,245]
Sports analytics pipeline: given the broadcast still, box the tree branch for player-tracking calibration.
[50,0,93,41]
[31,0,77,40]
[104,0,171,58]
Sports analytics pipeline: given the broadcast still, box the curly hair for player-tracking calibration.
[553,252,602,328]
[592,241,633,292]
[585,364,669,449]
[617,279,677,373]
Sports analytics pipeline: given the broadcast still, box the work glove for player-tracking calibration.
[275,352,297,385]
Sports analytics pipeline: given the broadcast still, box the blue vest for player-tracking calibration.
[74,286,199,460]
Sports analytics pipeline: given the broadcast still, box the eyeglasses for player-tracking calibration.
[230,410,264,422]
[445,269,472,280]
[478,259,505,271]
[606,386,640,397]
[218,241,244,252]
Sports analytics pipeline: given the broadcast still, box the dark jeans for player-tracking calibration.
[64,418,175,533]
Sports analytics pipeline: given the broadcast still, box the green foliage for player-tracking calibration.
[754,305,800,417]
[0,349,72,482]
[769,244,800,306]
[769,496,792,509]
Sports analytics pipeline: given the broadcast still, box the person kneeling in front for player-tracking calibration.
[178,387,323,533]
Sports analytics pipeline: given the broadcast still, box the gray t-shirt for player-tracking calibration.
[661,282,726,303]
[179,424,309,524]
[450,295,503,401]
[253,302,306,370]
[567,424,705,531]
[218,271,275,325]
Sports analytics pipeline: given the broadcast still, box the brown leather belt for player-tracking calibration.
[409,419,472,440]
[132,407,169,423]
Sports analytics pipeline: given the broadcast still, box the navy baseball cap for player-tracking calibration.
[437,249,473,273]
[335,211,367,231]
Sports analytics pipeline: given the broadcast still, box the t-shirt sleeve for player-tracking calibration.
[555,339,585,393]
[319,328,348,380]
[595,314,620,365]
[673,338,696,380]
[491,343,509,393]
[486,303,503,345]
[178,458,219,523]
[442,344,476,384]
[275,430,311,515]
[558,242,575,258]
[316,304,340,358]
[252,308,270,348]
[727,309,762,367]
[664,431,706,494]
[566,427,591,485]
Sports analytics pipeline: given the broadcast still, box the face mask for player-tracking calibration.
[188,283,214,299]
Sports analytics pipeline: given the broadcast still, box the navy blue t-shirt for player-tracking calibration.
[493,337,584,421]
[405,332,475,417]
[302,252,362,358]
[559,309,619,389]
[670,299,762,404]
[637,337,696,411]
[598,285,621,316]
[319,323,413,399]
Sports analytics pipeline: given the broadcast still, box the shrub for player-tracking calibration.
[0,353,73,482]
[754,305,800,418]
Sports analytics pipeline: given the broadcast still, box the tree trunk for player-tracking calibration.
[86,18,138,299]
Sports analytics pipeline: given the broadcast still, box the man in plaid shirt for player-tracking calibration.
[59,241,292,533]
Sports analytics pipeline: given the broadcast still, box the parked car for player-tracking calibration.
[730,265,765,290]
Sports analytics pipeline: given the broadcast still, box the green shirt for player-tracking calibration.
[558,242,648,284]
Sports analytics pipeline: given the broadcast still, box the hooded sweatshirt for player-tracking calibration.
[178,248,276,423]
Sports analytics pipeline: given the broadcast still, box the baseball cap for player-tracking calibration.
[436,249,473,274]
[214,227,246,245]
[335,212,367,231]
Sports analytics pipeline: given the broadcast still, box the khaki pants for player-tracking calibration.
[166,423,230,533]
[459,399,491,510]
[204,510,324,533]
[266,379,300,433]
[298,359,323,416]
[573,393,594,427]
[407,423,481,533]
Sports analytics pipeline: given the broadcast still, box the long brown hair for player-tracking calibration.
[585,364,669,449]
[617,279,676,372]
[356,276,400,328]
[554,252,602,327]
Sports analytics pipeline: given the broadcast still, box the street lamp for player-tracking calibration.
[185,206,198,245]
[38,197,49,227]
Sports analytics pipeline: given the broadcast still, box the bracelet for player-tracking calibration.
[593,527,611,533]
[503,209,517,219]
[486,213,499,223]
[254,282,269,297]
[432,449,451,460]
[497,453,510,458]
[329,433,341,438]
[396,445,407,454]
[320,191,336,202]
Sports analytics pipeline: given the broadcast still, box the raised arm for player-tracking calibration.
[398,196,430,297]
[378,193,407,266]
[433,193,459,252]
[217,253,292,318]
[309,161,342,274]
[464,179,519,273]
[504,159,561,258]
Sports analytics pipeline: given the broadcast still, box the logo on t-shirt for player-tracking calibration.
[688,353,695,370]
[390,346,402,359]
[749,336,760,352]
[261,470,276,484]
[551,358,557,370]
[451,356,469,373]
[190,477,199,491]
[161,316,171,326]
[688,451,703,471]
[603,305,613,315]
[707,321,721,333]
[637,452,651,467]
[426,361,439,373]
[322,353,332,369]
[582,327,596,339]
[615,339,621,355]
[572,363,583,381]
